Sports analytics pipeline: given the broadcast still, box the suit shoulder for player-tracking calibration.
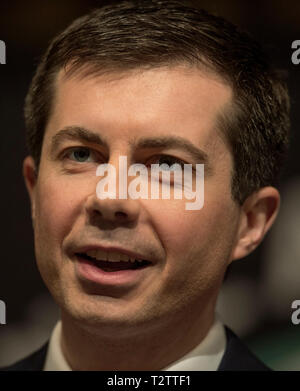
[218,326,271,371]
[0,342,48,371]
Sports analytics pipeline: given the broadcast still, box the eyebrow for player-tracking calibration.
[50,126,109,156]
[134,136,209,165]
[50,126,211,171]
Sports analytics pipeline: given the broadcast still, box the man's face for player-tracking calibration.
[25,66,241,335]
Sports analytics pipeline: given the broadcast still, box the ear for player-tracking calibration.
[231,186,280,261]
[23,156,37,226]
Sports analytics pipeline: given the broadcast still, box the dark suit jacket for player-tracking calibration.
[0,326,271,371]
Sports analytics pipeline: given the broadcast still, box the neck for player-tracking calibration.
[60,303,216,371]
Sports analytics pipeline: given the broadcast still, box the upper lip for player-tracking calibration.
[73,245,153,263]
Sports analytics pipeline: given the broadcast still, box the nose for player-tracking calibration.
[85,192,141,224]
[85,155,141,224]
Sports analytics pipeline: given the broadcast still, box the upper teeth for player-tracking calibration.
[85,249,144,263]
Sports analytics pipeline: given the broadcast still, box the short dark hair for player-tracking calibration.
[24,0,290,204]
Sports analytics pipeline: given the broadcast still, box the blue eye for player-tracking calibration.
[68,148,93,163]
[72,148,91,162]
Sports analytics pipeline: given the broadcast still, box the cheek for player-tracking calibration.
[34,175,89,256]
[33,174,92,296]
[150,197,235,254]
[148,191,238,281]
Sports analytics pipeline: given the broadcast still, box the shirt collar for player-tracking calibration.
[43,321,71,371]
[43,315,225,371]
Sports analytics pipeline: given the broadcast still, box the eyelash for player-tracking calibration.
[62,147,187,168]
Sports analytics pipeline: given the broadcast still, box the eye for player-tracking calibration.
[150,155,186,171]
[64,147,100,163]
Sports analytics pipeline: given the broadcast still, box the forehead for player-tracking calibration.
[46,65,232,157]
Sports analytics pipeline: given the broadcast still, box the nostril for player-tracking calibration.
[115,211,127,219]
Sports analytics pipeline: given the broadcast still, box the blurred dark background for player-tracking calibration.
[0,0,299,369]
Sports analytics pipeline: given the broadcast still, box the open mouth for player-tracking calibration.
[76,252,152,272]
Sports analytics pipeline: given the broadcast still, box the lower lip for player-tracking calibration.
[75,255,152,286]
